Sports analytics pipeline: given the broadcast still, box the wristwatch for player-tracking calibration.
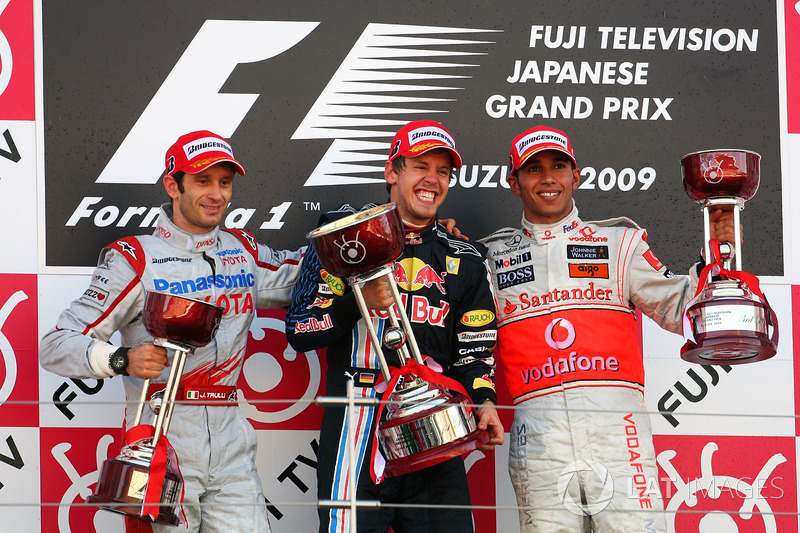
[109,347,130,376]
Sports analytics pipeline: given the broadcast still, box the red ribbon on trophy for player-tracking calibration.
[369,359,474,484]
[124,425,186,525]
[681,238,779,358]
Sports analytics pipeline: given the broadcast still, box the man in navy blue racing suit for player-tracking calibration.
[285,120,504,533]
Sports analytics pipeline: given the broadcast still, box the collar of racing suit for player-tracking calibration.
[156,203,221,253]
[520,201,581,245]
[402,217,436,241]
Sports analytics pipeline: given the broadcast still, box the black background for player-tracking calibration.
[43,1,782,274]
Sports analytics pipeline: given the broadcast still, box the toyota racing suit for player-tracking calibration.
[285,204,498,533]
[40,204,304,533]
[481,204,700,533]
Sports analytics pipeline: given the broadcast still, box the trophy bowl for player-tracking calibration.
[681,149,761,203]
[142,291,223,347]
[307,203,405,279]
[378,377,489,477]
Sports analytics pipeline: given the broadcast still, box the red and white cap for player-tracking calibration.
[165,130,246,176]
[509,125,576,173]
[388,120,463,169]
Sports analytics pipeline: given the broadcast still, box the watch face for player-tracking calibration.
[110,352,127,373]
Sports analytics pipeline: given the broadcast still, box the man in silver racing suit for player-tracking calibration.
[40,130,304,533]
[480,125,737,532]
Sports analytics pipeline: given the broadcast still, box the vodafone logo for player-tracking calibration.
[544,317,576,350]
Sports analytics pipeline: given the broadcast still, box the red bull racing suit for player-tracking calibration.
[285,204,498,533]
[481,204,700,533]
[40,204,304,533]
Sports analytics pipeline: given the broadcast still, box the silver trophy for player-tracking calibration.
[307,203,488,477]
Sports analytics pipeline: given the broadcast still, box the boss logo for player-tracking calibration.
[497,265,535,289]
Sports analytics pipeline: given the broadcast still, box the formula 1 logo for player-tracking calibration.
[238,308,324,429]
[656,436,796,532]
[94,22,496,187]
[95,21,319,184]
[292,23,498,186]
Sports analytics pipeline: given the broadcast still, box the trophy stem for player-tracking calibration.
[160,348,188,436]
[733,205,742,270]
[133,378,151,427]
[151,339,192,450]
[351,283,393,383]
[385,273,424,366]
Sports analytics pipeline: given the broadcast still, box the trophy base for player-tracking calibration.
[384,429,490,478]
[681,330,776,365]
[87,458,181,526]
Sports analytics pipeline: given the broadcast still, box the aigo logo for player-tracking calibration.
[238,308,324,429]
[655,436,796,532]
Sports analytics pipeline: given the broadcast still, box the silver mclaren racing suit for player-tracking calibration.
[40,204,304,533]
[481,204,700,533]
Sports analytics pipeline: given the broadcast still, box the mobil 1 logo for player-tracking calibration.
[494,251,534,289]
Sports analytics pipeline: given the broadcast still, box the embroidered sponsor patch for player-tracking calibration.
[497,265,534,289]
[446,256,460,275]
[568,263,609,278]
[460,309,495,327]
[566,245,609,260]
[82,286,109,306]
[643,249,664,271]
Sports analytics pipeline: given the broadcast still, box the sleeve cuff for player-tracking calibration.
[89,343,117,378]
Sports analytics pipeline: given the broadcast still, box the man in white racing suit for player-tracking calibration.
[40,130,304,532]
[480,125,737,532]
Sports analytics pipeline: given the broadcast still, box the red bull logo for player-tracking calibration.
[394,257,447,294]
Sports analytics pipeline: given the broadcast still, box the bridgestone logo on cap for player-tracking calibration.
[516,131,568,157]
[184,137,234,158]
[407,127,456,149]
